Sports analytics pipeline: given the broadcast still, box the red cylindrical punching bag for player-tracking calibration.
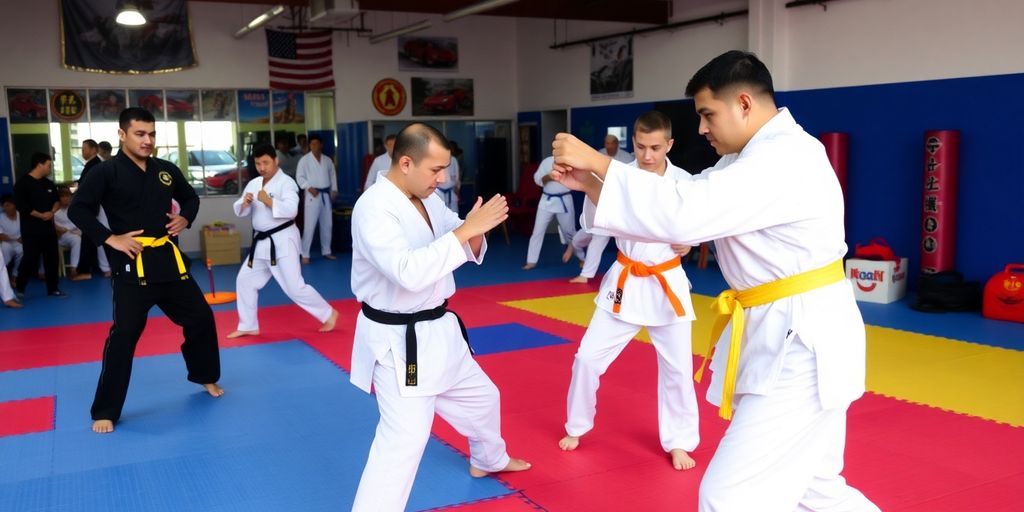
[920,130,960,274]
[819,132,849,200]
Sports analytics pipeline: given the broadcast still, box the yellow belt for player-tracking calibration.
[694,259,845,420]
[133,236,188,286]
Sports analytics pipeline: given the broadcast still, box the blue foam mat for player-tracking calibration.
[0,341,512,511]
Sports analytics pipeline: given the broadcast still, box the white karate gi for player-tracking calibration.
[526,156,581,265]
[0,248,14,302]
[296,152,338,258]
[362,152,391,191]
[591,108,877,512]
[233,172,333,332]
[565,160,699,453]
[0,212,24,276]
[571,230,612,279]
[350,177,511,512]
[600,147,634,163]
[434,158,460,213]
[54,207,82,268]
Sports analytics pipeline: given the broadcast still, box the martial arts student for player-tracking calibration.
[350,123,529,511]
[14,152,65,298]
[362,133,395,190]
[0,195,23,278]
[563,229,612,284]
[296,134,338,263]
[550,51,878,511]
[0,248,20,308]
[599,133,633,163]
[70,107,224,434]
[54,188,92,280]
[434,147,461,213]
[226,144,338,339]
[522,155,582,270]
[559,111,700,471]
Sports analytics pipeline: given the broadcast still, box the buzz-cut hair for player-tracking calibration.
[119,107,156,131]
[634,111,673,139]
[685,50,775,102]
[392,123,450,164]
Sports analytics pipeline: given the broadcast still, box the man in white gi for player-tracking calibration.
[551,51,878,512]
[362,134,395,191]
[599,133,633,163]
[54,188,91,280]
[226,144,338,339]
[295,134,338,264]
[563,229,612,284]
[0,247,19,307]
[522,156,582,270]
[0,196,23,280]
[435,151,460,213]
[559,111,700,471]
[350,123,530,511]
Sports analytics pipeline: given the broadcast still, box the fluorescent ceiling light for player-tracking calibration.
[116,3,146,26]
[443,0,519,22]
[368,19,431,44]
[235,5,286,38]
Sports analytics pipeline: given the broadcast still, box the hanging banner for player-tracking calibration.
[60,0,197,74]
[920,130,960,274]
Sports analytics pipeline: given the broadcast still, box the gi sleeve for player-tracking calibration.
[68,167,113,244]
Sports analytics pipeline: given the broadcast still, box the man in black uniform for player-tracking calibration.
[14,152,65,298]
[70,108,224,434]
[73,138,102,275]
[80,138,102,180]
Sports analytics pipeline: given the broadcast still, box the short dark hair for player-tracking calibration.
[119,107,156,130]
[297,134,308,142]
[98,141,112,152]
[30,152,52,169]
[82,139,98,150]
[0,194,13,205]
[252,143,276,160]
[634,111,673,139]
[57,186,72,198]
[384,134,396,143]
[307,134,322,144]
[685,50,775,101]
[393,123,450,164]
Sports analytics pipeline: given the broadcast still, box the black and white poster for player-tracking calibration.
[60,0,197,74]
[590,36,633,100]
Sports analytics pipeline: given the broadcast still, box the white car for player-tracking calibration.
[166,149,242,183]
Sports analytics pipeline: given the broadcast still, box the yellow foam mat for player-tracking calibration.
[503,292,1024,427]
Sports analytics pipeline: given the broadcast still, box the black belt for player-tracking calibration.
[360,300,471,386]
[247,220,295,267]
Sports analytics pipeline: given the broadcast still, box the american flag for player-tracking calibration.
[266,29,335,91]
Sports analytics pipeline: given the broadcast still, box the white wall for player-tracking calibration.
[332,12,519,122]
[784,0,1024,90]
[516,1,748,112]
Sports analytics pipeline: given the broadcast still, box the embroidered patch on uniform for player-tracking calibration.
[158,171,173,186]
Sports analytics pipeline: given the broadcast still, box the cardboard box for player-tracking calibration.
[201,226,241,266]
[846,258,909,304]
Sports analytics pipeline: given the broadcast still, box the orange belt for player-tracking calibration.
[614,251,686,317]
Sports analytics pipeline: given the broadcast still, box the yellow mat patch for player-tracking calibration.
[503,292,1024,427]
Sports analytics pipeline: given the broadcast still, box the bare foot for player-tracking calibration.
[469,458,532,477]
[301,257,311,265]
[562,245,574,263]
[558,435,580,451]
[203,383,225,397]
[521,263,536,270]
[568,276,589,284]
[70,272,92,281]
[4,299,22,309]
[323,254,337,260]
[670,448,696,471]
[92,419,114,433]
[319,309,339,332]
[226,330,259,339]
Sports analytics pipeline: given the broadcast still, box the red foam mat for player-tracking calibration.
[0,396,55,437]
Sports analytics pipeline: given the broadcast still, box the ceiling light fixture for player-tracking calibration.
[115,2,146,26]
[442,0,519,22]
[368,19,431,44]
[234,5,286,38]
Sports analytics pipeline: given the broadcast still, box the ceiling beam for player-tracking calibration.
[191,1,310,7]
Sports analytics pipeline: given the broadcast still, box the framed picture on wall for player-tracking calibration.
[399,36,458,72]
[165,90,199,121]
[89,89,126,122]
[129,89,164,118]
[237,90,271,124]
[411,78,473,116]
[201,90,236,121]
[590,36,633,100]
[271,91,305,124]
[7,88,49,123]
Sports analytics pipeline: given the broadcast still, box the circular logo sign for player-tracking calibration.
[372,79,406,116]
[50,90,85,122]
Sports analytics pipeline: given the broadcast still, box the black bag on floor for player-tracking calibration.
[911,271,982,313]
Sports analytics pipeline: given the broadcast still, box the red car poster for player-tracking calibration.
[411,78,473,117]
[7,89,49,123]
[399,37,458,72]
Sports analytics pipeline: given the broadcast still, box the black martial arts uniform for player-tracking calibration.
[13,173,59,295]
[70,152,221,423]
